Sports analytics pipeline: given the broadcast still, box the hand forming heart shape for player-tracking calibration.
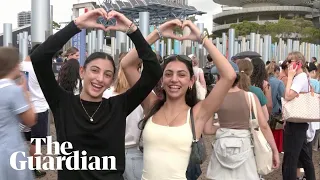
[75,9,203,42]
[158,19,202,42]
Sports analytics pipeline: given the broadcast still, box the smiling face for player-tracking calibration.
[80,57,115,101]
[162,60,195,100]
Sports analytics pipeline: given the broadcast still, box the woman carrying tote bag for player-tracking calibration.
[282,51,316,180]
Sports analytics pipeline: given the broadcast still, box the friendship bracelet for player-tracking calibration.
[126,22,135,34]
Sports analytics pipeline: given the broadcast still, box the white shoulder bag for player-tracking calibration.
[248,92,274,175]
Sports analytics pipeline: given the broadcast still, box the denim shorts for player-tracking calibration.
[123,147,143,180]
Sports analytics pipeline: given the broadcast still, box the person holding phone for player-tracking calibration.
[0,47,37,180]
[282,51,316,180]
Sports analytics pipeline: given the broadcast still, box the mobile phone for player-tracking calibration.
[292,62,302,70]
[16,71,29,90]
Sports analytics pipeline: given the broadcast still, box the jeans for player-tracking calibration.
[282,122,315,180]
[123,147,143,180]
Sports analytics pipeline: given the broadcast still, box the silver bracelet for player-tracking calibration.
[155,26,163,40]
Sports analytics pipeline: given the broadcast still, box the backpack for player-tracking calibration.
[203,66,215,86]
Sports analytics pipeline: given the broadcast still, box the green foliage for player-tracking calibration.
[230,17,320,43]
[52,21,61,30]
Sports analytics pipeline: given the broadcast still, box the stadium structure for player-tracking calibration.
[212,0,320,35]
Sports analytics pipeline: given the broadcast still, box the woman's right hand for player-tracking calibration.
[158,19,183,40]
[272,150,280,169]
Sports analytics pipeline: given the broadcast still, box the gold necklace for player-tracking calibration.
[163,106,186,126]
[79,97,103,122]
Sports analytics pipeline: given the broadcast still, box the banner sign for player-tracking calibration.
[72,29,86,66]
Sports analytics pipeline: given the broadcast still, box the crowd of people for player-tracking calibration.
[0,8,320,180]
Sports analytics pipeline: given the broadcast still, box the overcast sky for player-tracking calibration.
[0,0,222,33]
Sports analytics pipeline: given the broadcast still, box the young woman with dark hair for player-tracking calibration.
[30,9,162,180]
[251,57,273,115]
[120,19,236,179]
[57,58,82,94]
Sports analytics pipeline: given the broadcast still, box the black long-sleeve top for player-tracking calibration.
[30,21,162,180]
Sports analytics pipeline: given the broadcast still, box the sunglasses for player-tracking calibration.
[164,54,192,64]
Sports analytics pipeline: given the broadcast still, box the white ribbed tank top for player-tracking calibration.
[141,108,193,180]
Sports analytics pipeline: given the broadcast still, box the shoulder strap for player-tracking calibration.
[248,92,258,121]
[190,107,197,142]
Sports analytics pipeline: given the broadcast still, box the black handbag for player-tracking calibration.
[189,107,207,164]
[268,112,284,130]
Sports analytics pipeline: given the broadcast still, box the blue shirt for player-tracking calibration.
[310,78,320,93]
[0,79,34,180]
[268,76,285,114]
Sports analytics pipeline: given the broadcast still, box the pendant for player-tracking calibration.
[90,118,93,122]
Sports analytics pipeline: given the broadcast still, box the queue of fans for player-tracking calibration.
[0,8,320,180]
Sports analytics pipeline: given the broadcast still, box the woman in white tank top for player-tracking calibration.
[120,19,237,179]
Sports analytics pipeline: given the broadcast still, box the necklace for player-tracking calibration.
[163,106,186,126]
[79,97,103,122]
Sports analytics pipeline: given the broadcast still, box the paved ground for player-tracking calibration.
[37,119,320,180]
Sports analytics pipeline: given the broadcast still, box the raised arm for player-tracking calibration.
[180,20,236,123]
[30,8,108,109]
[105,11,162,115]
[121,19,183,113]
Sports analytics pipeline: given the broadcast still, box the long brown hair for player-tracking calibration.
[237,59,253,91]
[114,52,129,94]
[266,61,280,76]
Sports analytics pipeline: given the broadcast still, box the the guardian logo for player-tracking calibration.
[10,136,117,170]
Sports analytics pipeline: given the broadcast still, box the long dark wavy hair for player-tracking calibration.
[58,59,82,93]
[138,56,199,132]
[251,57,268,90]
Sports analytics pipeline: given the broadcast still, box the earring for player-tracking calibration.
[161,84,163,88]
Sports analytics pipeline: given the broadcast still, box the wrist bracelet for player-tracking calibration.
[126,22,135,34]
[155,26,163,40]
[199,31,208,44]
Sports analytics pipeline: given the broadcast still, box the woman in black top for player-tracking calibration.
[30,9,162,180]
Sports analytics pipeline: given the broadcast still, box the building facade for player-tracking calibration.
[212,0,320,35]
[17,11,31,27]
[166,0,188,5]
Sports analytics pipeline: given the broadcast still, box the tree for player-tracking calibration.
[53,21,61,30]
[230,17,320,43]
[230,21,260,36]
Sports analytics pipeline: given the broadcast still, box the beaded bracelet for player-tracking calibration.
[155,26,163,40]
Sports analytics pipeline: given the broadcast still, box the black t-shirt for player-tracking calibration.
[30,21,162,180]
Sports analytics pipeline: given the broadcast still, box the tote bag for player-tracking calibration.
[281,85,320,122]
[248,92,273,175]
